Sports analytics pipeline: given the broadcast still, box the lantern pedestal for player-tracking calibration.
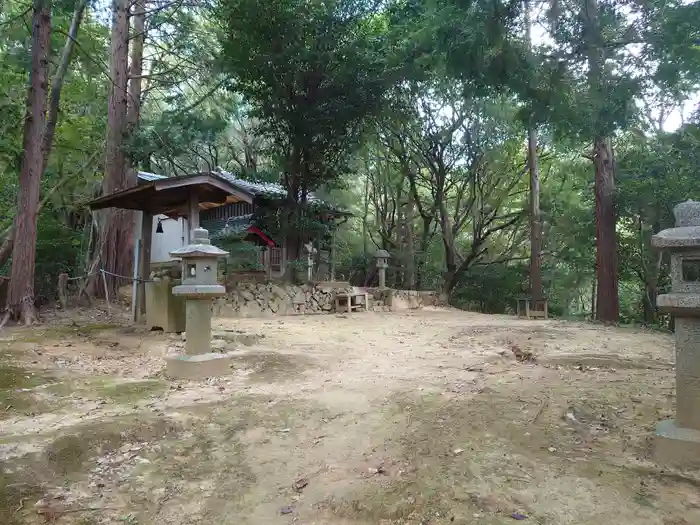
[654,420,700,467]
[166,352,238,380]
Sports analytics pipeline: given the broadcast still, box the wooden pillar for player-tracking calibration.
[263,247,272,281]
[188,192,199,242]
[136,212,153,321]
[330,228,336,281]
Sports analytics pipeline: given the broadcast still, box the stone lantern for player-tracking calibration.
[375,249,390,289]
[166,227,234,379]
[304,242,316,282]
[651,199,700,466]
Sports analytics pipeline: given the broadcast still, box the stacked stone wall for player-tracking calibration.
[213,282,442,318]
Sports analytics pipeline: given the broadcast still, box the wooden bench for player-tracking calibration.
[516,297,548,319]
[335,291,369,313]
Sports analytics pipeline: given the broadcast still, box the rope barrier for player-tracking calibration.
[0,266,155,316]
[65,272,94,281]
[98,268,154,283]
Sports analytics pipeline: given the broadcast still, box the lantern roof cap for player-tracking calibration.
[652,227,700,249]
[374,249,390,258]
[653,200,700,249]
[674,199,700,227]
[169,227,229,258]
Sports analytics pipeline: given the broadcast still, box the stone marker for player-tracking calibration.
[165,227,236,380]
[145,265,186,333]
[374,249,390,290]
[652,199,700,466]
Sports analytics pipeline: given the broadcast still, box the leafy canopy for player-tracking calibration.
[216,0,400,190]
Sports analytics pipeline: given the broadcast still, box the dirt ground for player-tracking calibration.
[0,306,697,525]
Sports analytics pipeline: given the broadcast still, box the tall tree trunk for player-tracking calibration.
[439,201,458,298]
[406,169,436,290]
[42,0,87,172]
[585,0,619,322]
[3,0,52,325]
[404,197,415,289]
[528,127,543,302]
[639,218,662,325]
[0,0,86,272]
[99,0,133,296]
[524,0,543,302]
[282,144,302,276]
[415,215,433,290]
[128,0,146,314]
[642,284,656,324]
[127,0,145,130]
[590,273,597,320]
[593,136,619,322]
[362,154,370,254]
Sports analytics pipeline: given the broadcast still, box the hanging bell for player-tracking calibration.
[156,219,164,234]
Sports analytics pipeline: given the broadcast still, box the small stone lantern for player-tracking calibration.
[375,249,390,289]
[304,242,316,282]
[651,199,700,466]
[165,227,234,379]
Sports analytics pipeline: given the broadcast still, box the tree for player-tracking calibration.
[523,0,542,303]
[2,0,52,325]
[380,81,527,297]
[585,0,620,323]
[532,0,700,322]
[0,0,89,271]
[216,0,397,259]
[98,0,132,296]
[617,124,700,324]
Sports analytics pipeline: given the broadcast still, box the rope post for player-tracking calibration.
[57,273,68,310]
[100,268,111,315]
[131,241,140,322]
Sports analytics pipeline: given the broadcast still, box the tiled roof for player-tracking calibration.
[214,169,289,198]
[207,214,254,240]
[137,169,295,198]
[136,169,349,215]
[213,169,327,204]
[137,171,167,182]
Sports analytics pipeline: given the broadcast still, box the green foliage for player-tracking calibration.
[35,210,83,296]
[285,258,309,284]
[614,123,700,323]
[219,241,264,272]
[451,262,527,314]
[0,0,106,297]
[391,0,528,93]
[644,0,700,94]
[130,108,229,174]
[216,0,398,190]
[337,252,374,286]
[0,0,698,329]
[1,208,84,300]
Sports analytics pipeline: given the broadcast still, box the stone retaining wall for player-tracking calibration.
[213,282,441,318]
[373,288,442,310]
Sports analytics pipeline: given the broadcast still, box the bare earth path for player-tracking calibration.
[0,307,697,525]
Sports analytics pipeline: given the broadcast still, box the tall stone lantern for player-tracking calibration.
[652,199,700,466]
[166,227,235,379]
[375,249,390,289]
